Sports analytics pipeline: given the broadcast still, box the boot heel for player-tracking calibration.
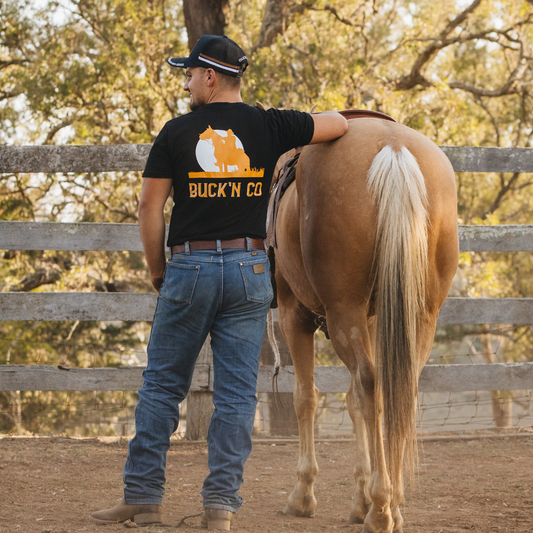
[207,518,232,531]
[134,512,163,525]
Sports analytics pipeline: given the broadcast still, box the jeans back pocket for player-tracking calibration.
[239,258,273,303]
[160,262,201,306]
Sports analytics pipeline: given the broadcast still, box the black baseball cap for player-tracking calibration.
[167,35,248,78]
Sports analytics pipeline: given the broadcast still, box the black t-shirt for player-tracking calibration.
[142,102,314,246]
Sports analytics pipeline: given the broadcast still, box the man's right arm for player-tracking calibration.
[138,177,173,292]
[309,111,348,144]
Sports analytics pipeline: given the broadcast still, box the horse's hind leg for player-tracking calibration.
[358,373,395,533]
[276,275,319,518]
[346,314,379,524]
[328,310,394,533]
[347,380,371,523]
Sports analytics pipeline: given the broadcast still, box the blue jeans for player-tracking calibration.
[123,246,273,513]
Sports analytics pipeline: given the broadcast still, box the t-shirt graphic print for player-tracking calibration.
[194,127,258,174]
[142,102,314,246]
[189,127,265,201]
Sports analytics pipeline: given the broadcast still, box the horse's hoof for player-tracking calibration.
[283,504,315,518]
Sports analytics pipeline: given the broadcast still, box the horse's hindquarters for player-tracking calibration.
[296,119,458,315]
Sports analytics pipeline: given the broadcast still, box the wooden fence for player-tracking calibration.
[1,144,533,431]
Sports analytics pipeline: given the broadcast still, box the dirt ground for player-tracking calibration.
[1,436,533,533]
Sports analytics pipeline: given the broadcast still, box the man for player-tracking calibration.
[90,35,347,530]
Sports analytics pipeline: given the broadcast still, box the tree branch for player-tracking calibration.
[474,96,501,146]
[393,0,483,90]
[253,0,365,51]
[0,88,24,101]
[448,57,529,97]
[483,172,521,218]
[0,59,30,70]
[43,115,78,145]
[306,5,363,27]
[71,181,139,222]
[10,267,62,292]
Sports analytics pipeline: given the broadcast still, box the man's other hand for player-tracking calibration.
[151,273,165,293]
[139,178,173,292]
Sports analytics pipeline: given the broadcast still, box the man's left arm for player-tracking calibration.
[138,177,173,293]
[309,111,348,144]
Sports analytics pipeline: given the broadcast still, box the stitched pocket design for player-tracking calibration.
[239,258,273,303]
[160,262,201,306]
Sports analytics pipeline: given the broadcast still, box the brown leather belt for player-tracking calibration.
[171,238,264,255]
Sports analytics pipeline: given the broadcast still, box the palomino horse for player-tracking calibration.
[273,116,458,532]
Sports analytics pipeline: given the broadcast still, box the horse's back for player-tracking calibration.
[299,118,456,227]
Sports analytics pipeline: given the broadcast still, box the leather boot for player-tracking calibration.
[200,508,235,530]
[89,501,163,525]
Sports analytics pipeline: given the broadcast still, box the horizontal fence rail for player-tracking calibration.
[0,221,152,252]
[1,363,532,393]
[459,225,533,252]
[1,293,533,324]
[2,144,533,402]
[1,145,532,174]
[0,364,210,392]
[0,293,157,322]
[0,144,151,173]
[3,221,533,252]
[439,146,533,173]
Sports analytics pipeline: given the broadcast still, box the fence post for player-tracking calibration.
[185,335,214,440]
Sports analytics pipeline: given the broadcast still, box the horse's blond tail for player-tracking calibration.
[367,145,428,480]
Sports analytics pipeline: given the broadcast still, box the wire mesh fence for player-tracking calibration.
[2,388,533,439]
[2,325,533,439]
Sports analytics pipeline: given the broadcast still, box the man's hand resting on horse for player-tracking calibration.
[310,111,348,144]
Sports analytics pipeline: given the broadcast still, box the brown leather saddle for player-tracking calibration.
[266,109,396,311]
[338,109,397,122]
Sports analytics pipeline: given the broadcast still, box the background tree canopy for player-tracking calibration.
[1,0,533,434]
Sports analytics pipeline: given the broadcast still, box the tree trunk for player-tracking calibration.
[186,336,214,440]
[254,0,286,50]
[481,332,512,428]
[182,0,229,50]
[253,0,309,51]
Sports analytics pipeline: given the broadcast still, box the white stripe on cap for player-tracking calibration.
[198,56,240,73]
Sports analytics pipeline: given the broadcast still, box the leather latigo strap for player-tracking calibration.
[171,238,264,254]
